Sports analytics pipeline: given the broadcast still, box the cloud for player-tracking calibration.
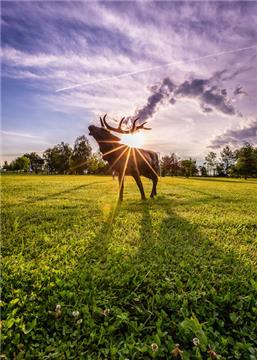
[1,130,39,138]
[133,78,176,121]
[133,71,243,122]
[209,118,257,148]
[233,86,248,97]
[201,86,235,115]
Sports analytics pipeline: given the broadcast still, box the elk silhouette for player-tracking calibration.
[88,114,159,201]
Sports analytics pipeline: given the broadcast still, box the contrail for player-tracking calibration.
[55,44,257,93]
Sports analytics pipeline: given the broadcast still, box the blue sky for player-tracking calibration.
[1,1,257,163]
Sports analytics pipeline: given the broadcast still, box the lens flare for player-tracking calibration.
[120,133,144,148]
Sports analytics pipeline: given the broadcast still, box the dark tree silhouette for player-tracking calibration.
[23,152,44,173]
[205,151,217,176]
[160,153,180,176]
[235,143,257,179]
[199,165,207,176]
[70,135,92,174]
[181,158,198,177]
[220,145,235,175]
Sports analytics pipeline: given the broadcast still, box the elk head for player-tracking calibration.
[88,116,120,143]
[88,114,151,143]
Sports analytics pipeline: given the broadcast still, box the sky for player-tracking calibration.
[1,1,257,163]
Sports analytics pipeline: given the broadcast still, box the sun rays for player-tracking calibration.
[71,139,159,180]
[135,148,160,179]
[102,144,127,157]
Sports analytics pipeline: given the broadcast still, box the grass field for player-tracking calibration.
[2,175,257,359]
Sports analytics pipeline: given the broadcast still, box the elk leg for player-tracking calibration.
[118,173,124,201]
[150,176,158,198]
[132,173,146,200]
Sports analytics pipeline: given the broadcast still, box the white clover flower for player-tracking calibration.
[55,304,62,319]
[72,310,80,317]
[101,308,110,316]
[76,318,83,325]
[151,343,158,352]
[193,337,200,346]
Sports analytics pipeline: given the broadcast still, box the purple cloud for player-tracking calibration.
[233,86,248,97]
[209,118,257,148]
[133,71,244,122]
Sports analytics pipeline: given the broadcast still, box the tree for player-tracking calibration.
[160,153,180,176]
[2,161,10,171]
[205,152,217,176]
[180,158,198,177]
[215,162,225,177]
[235,143,257,179]
[23,152,44,173]
[199,165,207,176]
[44,142,72,174]
[160,156,171,177]
[11,156,30,172]
[70,135,92,174]
[87,152,107,174]
[220,145,235,175]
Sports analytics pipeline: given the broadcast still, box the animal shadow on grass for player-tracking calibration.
[62,196,256,359]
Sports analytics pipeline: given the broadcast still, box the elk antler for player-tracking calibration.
[99,116,104,127]
[102,114,151,134]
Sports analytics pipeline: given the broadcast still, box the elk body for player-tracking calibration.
[88,115,159,201]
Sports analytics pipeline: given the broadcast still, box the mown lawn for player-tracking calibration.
[1,175,257,359]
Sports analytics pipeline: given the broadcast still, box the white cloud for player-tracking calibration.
[1,130,39,138]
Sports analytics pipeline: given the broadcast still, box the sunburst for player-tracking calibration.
[119,133,145,148]
[135,148,160,179]
[102,144,127,157]
[109,145,129,171]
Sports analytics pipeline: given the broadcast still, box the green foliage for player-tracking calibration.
[205,152,217,176]
[2,160,10,171]
[9,156,30,172]
[235,143,257,178]
[87,152,107,174]
[160,155,198,178]
[2,175,257,359]
[199,166,207,177]
[44,142,72,174]
[160,153,180,176]
[220,145,236,175]
[23,152,44,173]
[180,159,198,177]
[70,135,92,174]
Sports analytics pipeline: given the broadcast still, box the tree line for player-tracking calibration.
[2,135,257,178]
[2,135,107,175]
[160,143,257,178]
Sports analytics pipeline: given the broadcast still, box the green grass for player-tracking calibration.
[1,175,257,359]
